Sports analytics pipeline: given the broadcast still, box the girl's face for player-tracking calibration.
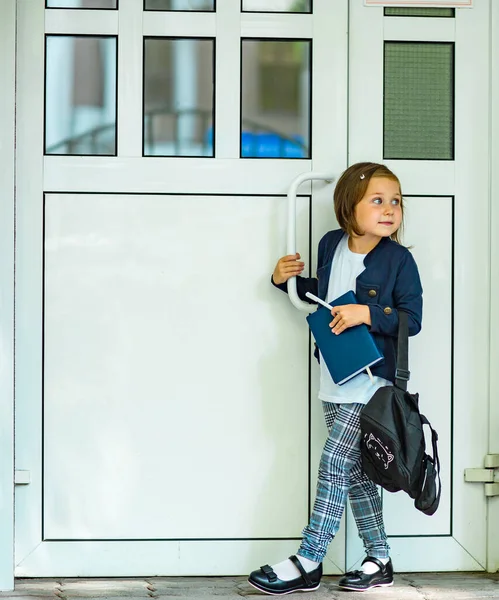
[353,176,402,243]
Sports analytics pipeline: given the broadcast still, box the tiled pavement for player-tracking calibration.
[1,573,499,600]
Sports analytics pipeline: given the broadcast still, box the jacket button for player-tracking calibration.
[384,307,392,315]
[368,289,377,297]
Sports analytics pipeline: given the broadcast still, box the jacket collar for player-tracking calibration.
[363,235,391,266]
[318,230,395,300]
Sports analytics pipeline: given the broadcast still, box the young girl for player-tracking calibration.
[248,162,423,594]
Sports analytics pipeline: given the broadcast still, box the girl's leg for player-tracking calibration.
[348,458,390,560]
[297,402,366,562]
[339,457,393,591]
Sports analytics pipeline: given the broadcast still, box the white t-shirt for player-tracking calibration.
[318,234,391,404]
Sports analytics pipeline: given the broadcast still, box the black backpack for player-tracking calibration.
[360,312,441,516]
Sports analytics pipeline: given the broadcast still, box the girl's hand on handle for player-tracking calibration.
[330,304,371,335]
[272,253,305,285]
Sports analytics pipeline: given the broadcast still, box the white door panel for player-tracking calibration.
[43,193,310,540]
[347,196,455,567]
[383,196,453,538]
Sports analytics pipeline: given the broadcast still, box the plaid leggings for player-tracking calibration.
[297,402,389,562]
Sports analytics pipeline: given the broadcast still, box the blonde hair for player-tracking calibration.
[334,162,404,244]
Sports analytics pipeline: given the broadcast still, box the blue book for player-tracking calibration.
[306,290,384,385]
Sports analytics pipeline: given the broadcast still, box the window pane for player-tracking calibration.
[46,0,117,8]
[144,38,214,157]
[242,0,311,12]
[384,7,454,17]
[144,0,214,10]
[384,42,454,160]
[45,36,117,155]
[241,40,311,159]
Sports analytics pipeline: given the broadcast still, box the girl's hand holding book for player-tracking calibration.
[272,253,305,285]
[330,304,371,335]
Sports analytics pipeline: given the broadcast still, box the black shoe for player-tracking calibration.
[248,555,322,596]
[338,557,393,592]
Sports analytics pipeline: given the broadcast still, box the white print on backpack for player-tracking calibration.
[365,433,394,470]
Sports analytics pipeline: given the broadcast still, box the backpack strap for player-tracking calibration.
[395,311,410,391]
[426,415,441,492]
[418,415,442,515]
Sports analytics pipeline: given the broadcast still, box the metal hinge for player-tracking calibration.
[464,455,499,497]
[14,470,31,485]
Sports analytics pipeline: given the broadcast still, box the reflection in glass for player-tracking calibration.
[242,0,311,12]
[384,42,454,160]
[47,0,117,8]
[144,38,214,157]
[45,36,117,155]
[241,40,311,158]
[144,0,214,10]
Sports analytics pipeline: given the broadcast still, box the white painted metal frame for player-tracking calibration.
[118,2,143,156]
[43,3,317,189]
[383,16,455,41]
[286,172,335,312]
[0,0,16,592]
[451,0,490,570]
[306,0,349,577]
[45,9,118,33]
[15,0,45,571]
[348,0,491,571]
[365,0,473,6]
[487,0,499,574]
[15,0,350,578]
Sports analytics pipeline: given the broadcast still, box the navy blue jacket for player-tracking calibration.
[273,229,423,382]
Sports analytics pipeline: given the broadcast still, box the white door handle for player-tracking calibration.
[286,172,335,312]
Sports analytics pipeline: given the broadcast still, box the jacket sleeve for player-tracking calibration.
[271,275,318,303]
[368,251,423,338]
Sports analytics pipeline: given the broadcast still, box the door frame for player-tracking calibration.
[489,0,499,575]
[0,0,16,592]
[3,0,499,589]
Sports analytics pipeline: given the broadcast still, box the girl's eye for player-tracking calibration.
[373,197,382,205]
[391,199,400,205]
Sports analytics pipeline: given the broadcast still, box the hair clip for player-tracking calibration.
[360,174,365,180]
